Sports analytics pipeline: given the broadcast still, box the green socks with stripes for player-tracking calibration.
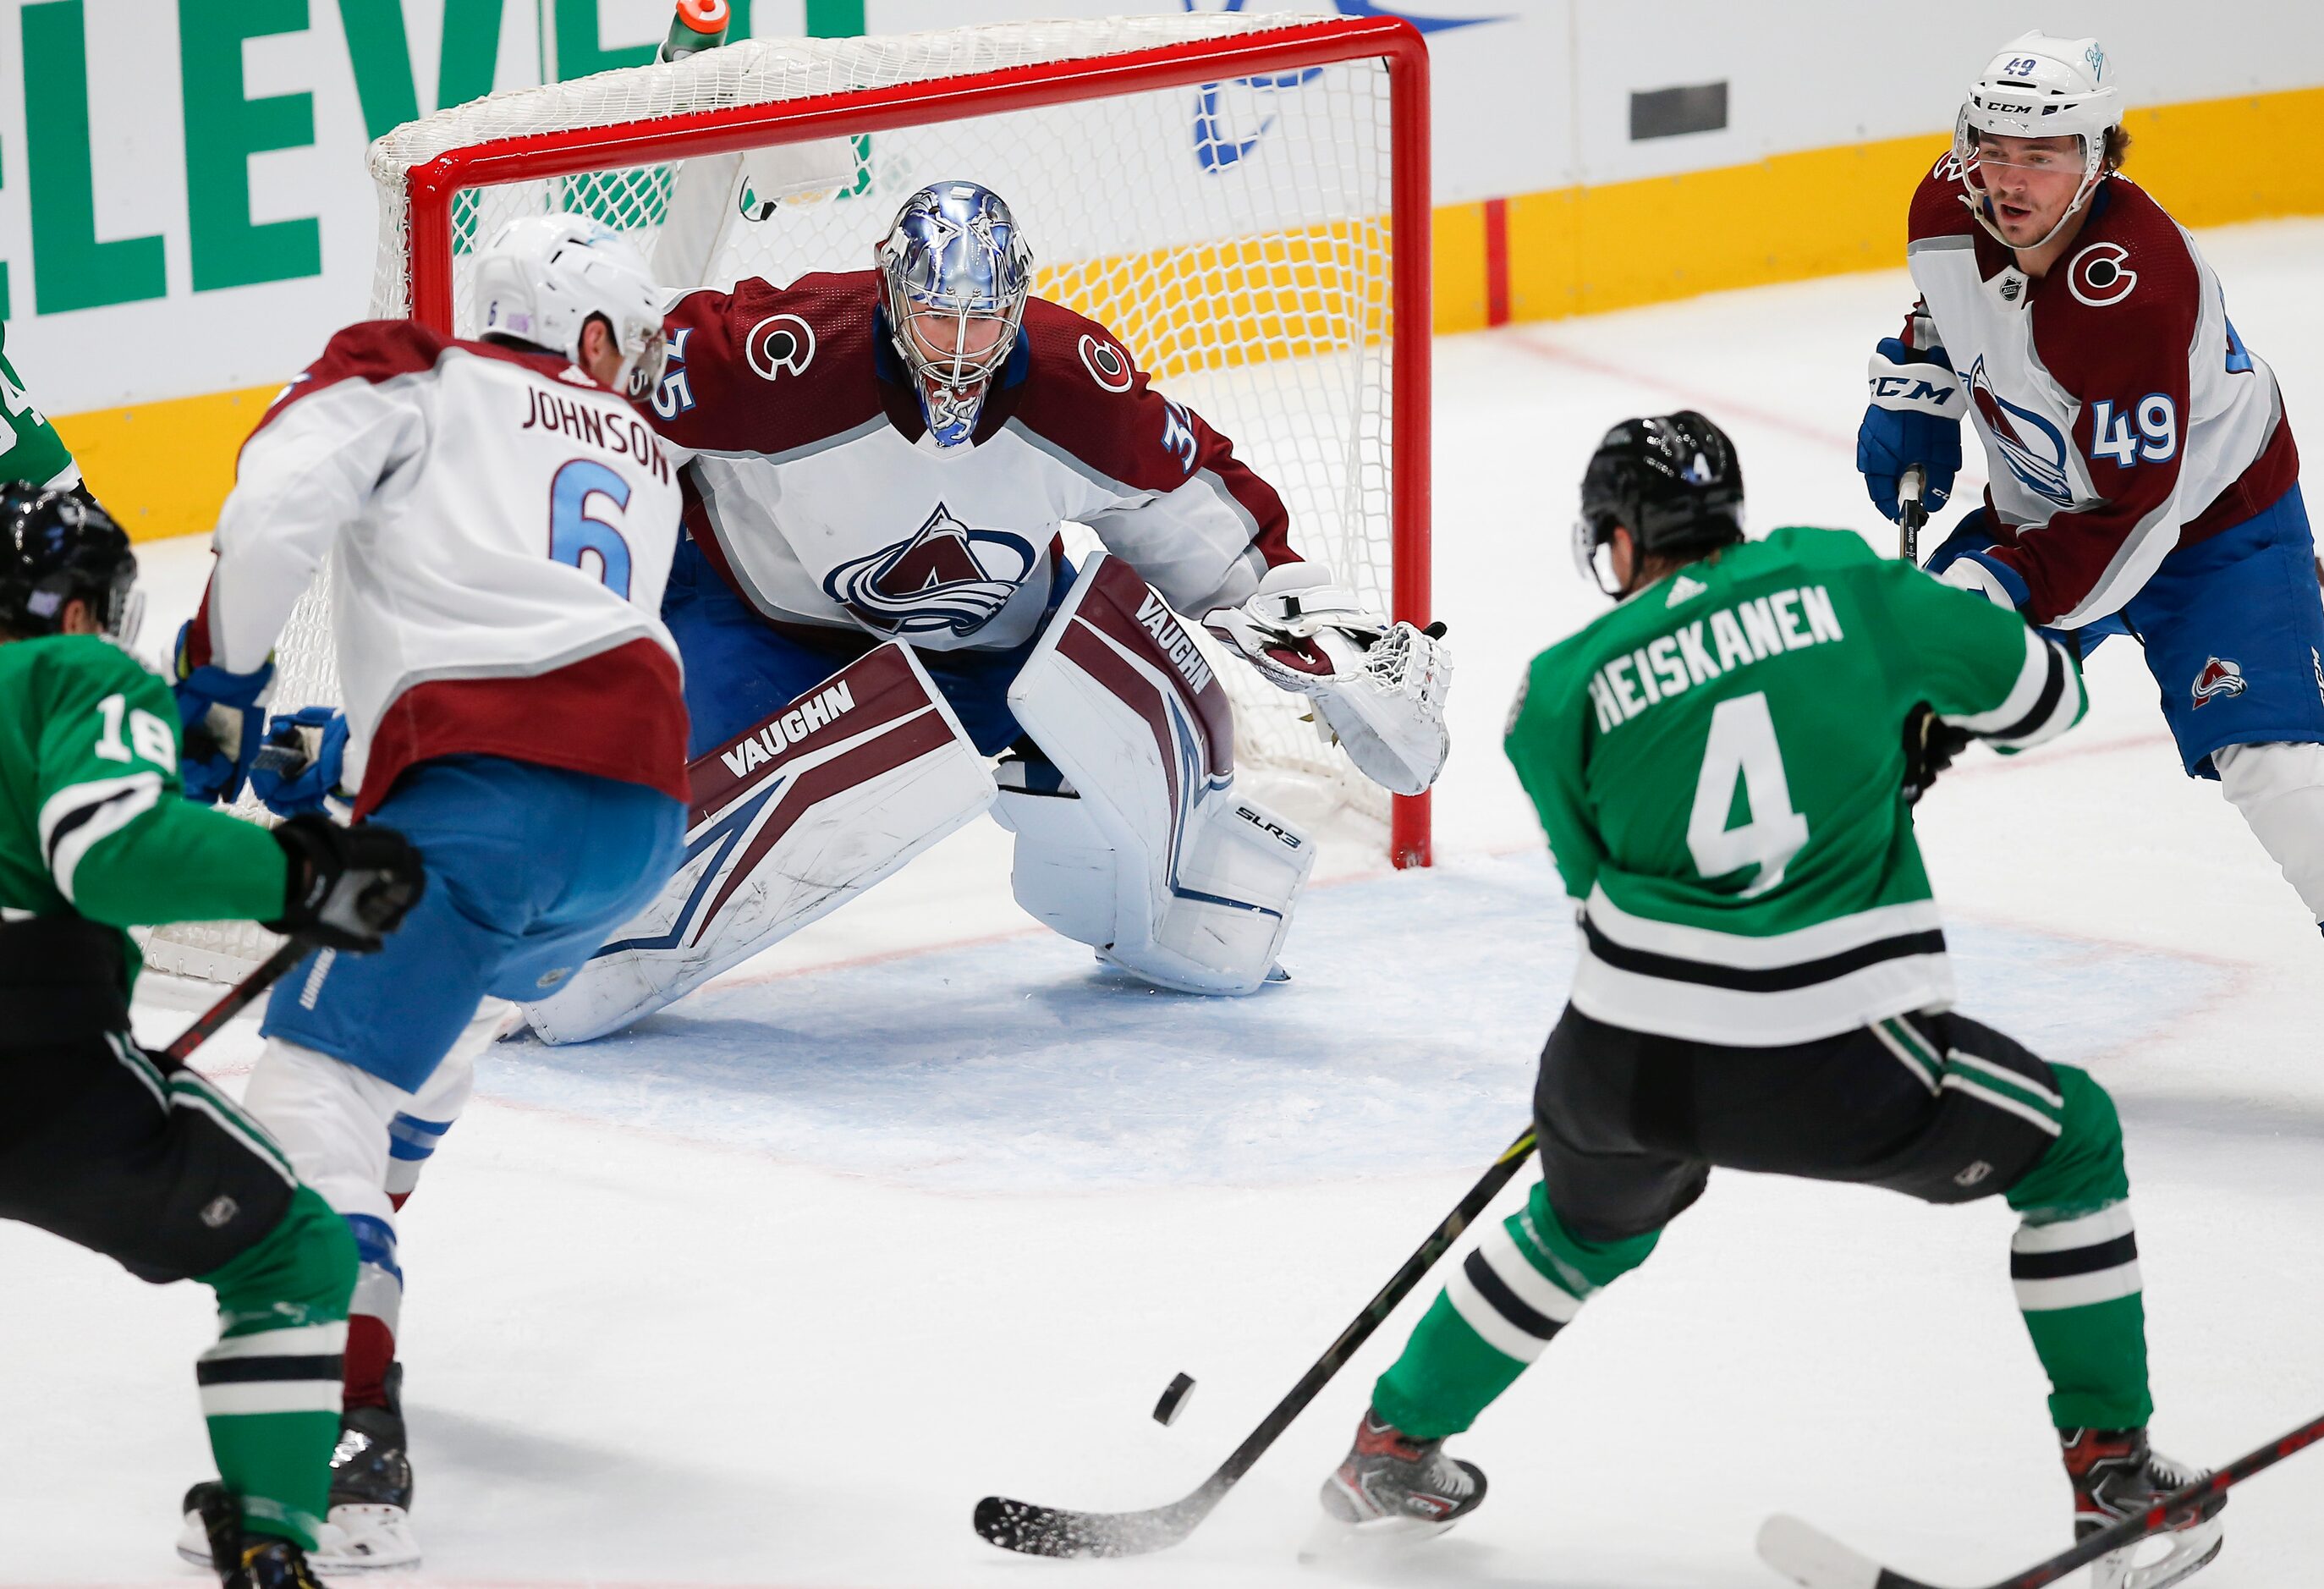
[2006,1065,2151,1430]
[196,1186,357,1549]
[1372,1181,1659,1441]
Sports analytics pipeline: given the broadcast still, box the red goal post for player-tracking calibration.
[378,13,1435,864]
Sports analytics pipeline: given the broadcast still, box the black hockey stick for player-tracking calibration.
[973,1124,1541,1558]
[1898,465,1929,565]
[158,937,307,1067]
[1759,1407,2324,1589]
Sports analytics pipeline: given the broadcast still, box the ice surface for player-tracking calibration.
[6,221,2322,1585]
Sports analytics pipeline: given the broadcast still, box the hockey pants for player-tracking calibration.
[0,916,356,1549]
[1372,1005,2149,1439]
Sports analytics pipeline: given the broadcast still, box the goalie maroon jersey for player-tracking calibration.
[1903,156,2298,627]
[647,269,1301,652]
[187,322,690,817]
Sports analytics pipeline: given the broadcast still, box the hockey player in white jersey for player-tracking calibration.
[168,217,690,1569]
[1861,31,2321,940]
[522,181,1451,1045]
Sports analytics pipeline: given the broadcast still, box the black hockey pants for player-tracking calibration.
[1534,1003,2069,1244]
[0,917,294,1282]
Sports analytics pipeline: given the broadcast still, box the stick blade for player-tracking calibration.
[973,1494,1203,1559]
[1756,1514,1911,1589]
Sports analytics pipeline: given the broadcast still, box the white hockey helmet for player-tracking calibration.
[1953,31,2123,250]
[472,214,669,399]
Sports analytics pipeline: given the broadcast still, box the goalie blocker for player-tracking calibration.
[525,555,1321,1042]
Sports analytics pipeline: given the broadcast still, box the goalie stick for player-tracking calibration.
[1758,1407,2324,1589]
[973,1124,1540,1558]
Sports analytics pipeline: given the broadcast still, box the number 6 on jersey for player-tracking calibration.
[549,457,635,598]
[1688,692,1809,896]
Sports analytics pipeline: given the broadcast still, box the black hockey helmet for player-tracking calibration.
[0,482,141,641]
[1574,410,1744,594]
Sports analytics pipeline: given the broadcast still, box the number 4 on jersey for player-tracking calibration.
[1688,692,1809,897]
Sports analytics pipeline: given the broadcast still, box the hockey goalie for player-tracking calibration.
[522,181,1450,1043]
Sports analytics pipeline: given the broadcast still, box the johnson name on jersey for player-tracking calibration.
[647,270,1300,652]
[185,322,690,816]
[1905,157,2299,627]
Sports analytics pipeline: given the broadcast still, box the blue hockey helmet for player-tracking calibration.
[875,182,1035,448]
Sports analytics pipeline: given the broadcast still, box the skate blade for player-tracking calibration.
[310,1504,423,1571]
[1297,1508,1460,1564]
[173,1509,213,1569]
[2095,1514,2224,1589]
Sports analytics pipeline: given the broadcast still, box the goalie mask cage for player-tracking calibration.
[143,12,1432,982]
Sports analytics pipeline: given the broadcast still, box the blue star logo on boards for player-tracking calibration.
[1183,0,1509,172]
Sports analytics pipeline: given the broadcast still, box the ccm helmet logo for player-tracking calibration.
[1235,805,1304,849]
[745,313,816,380]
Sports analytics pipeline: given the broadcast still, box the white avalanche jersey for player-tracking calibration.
[1904,157,2297,626]
[649,271,1301,653]
[190,323,690,816]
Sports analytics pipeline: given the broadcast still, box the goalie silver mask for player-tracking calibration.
[876,183,1034,449]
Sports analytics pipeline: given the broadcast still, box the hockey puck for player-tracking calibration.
[1152,1372,1196,1427]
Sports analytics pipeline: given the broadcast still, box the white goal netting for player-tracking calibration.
[144,14,1417,981]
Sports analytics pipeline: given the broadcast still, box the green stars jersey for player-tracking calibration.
[0,321,80,491]
[1506,525,2083,1044]
[0,635,285,987]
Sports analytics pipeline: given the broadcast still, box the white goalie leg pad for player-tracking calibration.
[522,642,997,1044]
[2215,740,2324,921]
[1007,553,1316,995]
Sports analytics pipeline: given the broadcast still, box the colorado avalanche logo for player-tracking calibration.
[1965,355,2074,506]
[2066,243,2138,309]
[744,314,816,381]
[2191,657,2248,709]
[823,503,1038,638]
[1079,334,1134,393]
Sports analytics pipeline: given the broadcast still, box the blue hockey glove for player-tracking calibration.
[248,706,350,819]
[171,619,274,805]
[1860,337,1964,525]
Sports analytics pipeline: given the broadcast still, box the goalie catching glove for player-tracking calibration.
[1204,564,1451,796]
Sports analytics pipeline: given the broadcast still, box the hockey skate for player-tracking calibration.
[184,1482,329,1589]
[2063,1427,2225,1589]
[1302,1409,1486,1560]
[315,1399,421,1569]
[176,1400,420,1571]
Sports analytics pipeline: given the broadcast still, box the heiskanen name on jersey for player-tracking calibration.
[1512,516,2083,1047]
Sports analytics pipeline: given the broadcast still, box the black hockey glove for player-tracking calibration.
[1901,702,1974,806]
[265,814,426,953]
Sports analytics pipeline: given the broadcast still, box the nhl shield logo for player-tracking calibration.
[2191,656,2248,709]
[823,503,1038,637]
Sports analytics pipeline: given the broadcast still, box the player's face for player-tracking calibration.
[906,308,1011,371]
[1971,133,2084,245]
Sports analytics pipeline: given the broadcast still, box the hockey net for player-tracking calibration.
[141,12,1431,982]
